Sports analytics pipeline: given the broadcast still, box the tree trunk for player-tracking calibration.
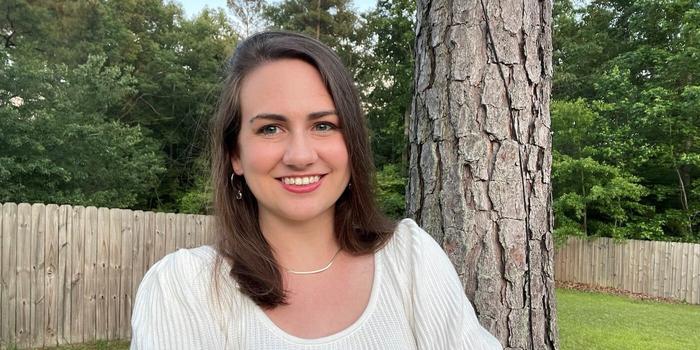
[407,0,558,349]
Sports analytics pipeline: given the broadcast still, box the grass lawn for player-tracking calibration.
[557,288,700,350]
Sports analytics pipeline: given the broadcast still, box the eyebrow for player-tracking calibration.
[248,110,337,124]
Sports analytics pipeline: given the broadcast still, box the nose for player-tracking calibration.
[282,131,318,168]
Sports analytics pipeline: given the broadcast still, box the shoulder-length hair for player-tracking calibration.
[210,31,395,309]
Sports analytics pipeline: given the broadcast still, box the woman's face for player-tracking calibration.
[231,59,351,224]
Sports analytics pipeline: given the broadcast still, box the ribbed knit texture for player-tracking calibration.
[130,219,502,349]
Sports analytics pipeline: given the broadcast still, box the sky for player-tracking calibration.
[176,0,377,18]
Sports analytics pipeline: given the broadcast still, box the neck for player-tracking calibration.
[258,208,340,273]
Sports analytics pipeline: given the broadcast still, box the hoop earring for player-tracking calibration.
[230,174,243,200]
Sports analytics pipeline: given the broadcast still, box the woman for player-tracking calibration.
[131,31,502,349]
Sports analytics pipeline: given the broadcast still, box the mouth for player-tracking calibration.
[279,175,323,186]
[277,174,325,193]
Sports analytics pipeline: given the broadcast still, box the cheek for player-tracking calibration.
[323,139,350,172]
[238,140,282,174]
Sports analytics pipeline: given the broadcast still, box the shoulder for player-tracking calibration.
[381,218,453,285]
[144,245,217,281]
[132,246,236,348]
[385,218,446,264]
[136,245,219,302]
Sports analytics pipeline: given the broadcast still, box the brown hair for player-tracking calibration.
[210,31,395,309]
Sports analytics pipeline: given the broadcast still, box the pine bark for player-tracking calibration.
[407,0,558,349]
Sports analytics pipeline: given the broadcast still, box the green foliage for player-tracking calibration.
[552,153,658,240]
[552,0,700,242]
[356,0,415,168]
[0,55,165,208]
[1,0,236,211]
[262,0,361,70]
[375,163,406,219]
[176,156,213,214]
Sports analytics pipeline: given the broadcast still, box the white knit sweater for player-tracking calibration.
[130,219,502,349]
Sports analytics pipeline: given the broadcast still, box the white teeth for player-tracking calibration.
[282,175,321,185]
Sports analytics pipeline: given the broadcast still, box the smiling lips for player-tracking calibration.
[279,175,324,193]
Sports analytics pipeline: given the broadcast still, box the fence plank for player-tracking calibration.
[674,242,684,300]
[613,241,622,289]
[573,238,580,283]
[0,204,3,345]
[44,204,59,347]
[1,203,17,346]
[143,212,155,273]
[57,205,71,346]
[645,240,652,294]
[594,238,601,286]
[586,237,593,284]
[165,213,177,255]
[652,241,661,296]
[597,239,605,286]
[155,213,167,262]
[30,204,46,348]
[15,203,31,347]
[643,240,652,294]
[119,210,133,339]
[572,237,580,282]
[203,216,210,246]
[193,215,200,248]
[680,243,689,302]
[69,206,84,344]
[84,207,98,342]
[637,240,644,295]
[202,216,210,246]
[176,214,185,250]
[185,215,195,249]
[558,239,565,281]
[108,209,121,340]
[664,242,673,298]
[691,244,700,304]
[132,211,145,306]
[208,216,217,246]
[96,208,110,340]
[554,239,562,281]
[608,239,615,288]
[687,243,695,303]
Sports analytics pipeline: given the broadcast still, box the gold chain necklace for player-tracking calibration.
[285,247,343,275]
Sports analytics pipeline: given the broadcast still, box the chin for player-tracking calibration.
[274,204,335,223]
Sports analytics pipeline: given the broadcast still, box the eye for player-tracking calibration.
[314,122,337,133]
[257,124,281,135]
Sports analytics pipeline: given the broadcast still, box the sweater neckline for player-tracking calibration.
[250,248,384,345]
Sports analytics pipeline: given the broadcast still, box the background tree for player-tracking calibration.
[227,0,267,38]
[0,53,166,207]
[262,0,362,71]
[0,0,236,211]
[552,0,700,242]
[409,0,558,347]
[354,0,415,218]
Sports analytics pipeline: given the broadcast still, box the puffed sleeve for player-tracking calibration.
[403,220,502,350]
[130,249,225,349]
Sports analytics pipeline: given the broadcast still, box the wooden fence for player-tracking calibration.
[555,236,700,304]
[0,202,216,349]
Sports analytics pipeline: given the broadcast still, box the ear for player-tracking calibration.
[231,155,244,176]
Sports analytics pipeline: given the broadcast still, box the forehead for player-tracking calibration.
[239,59,335,121]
